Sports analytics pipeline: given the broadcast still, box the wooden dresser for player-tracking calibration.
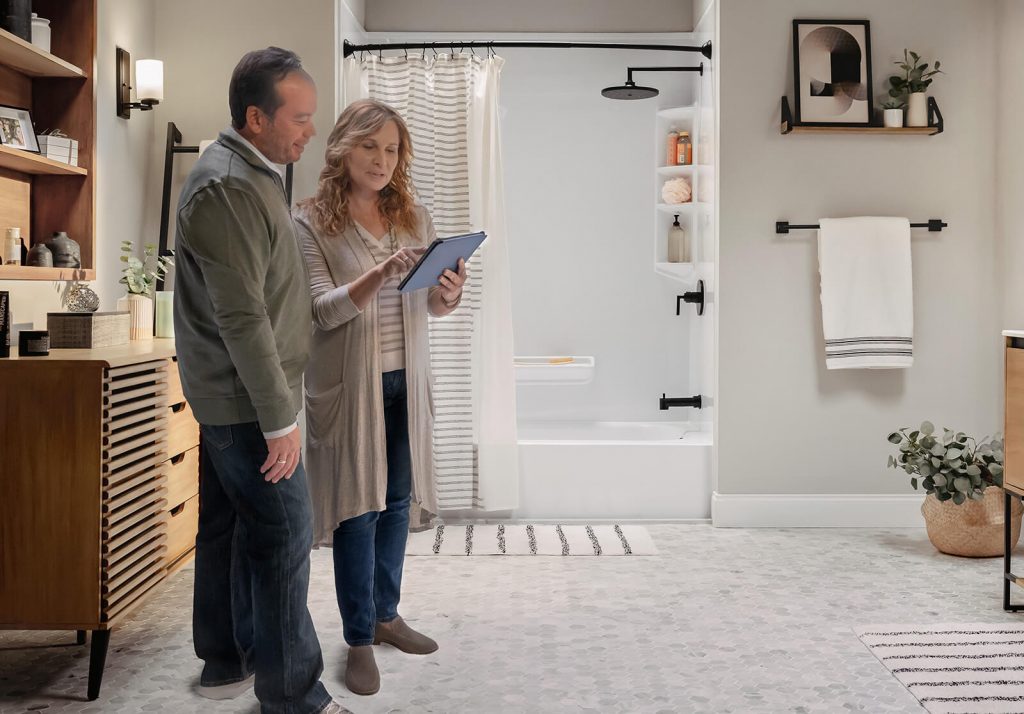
[0,339,200,699]
[1003,332,1024,611]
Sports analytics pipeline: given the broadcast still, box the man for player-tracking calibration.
[174,47,344,714]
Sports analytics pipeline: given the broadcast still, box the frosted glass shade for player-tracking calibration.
[136,59,164,102]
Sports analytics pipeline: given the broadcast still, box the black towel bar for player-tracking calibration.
[776,219,947,234]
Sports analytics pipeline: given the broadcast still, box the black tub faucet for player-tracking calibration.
[660,394,702,410]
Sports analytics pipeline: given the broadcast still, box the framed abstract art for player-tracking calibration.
[792,19,873,127]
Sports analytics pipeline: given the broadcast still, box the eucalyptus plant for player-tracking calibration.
[119,241,174,297]
[887,421,1004,505]
[888,49,943,102]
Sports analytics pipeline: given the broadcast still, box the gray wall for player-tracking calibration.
[151,0,336,248]
[0,0,158,328]
[717,0,1001,496]
[997,0,1024,330]
[365,0,693,33]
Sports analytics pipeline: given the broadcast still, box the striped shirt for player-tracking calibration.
[354,221,406,373]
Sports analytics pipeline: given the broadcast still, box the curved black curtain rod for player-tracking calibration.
[342,39,713,59]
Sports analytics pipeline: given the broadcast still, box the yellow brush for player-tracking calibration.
[548,357,574,365]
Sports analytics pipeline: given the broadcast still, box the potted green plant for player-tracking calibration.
[887,421,1021,557]
[116,241,173,340]
[887,49,942,127]
[881,99,904,128]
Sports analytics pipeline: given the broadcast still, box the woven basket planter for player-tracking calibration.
[921,486,1022,557]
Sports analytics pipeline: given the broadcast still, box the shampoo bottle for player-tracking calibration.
[667,214,689,263]
[666,127,678,166]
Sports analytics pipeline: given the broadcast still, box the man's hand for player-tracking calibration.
[261,426,302,483]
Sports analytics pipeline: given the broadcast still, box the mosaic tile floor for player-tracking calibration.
[2,525,1023,713]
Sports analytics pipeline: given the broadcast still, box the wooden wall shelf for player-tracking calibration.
[0,145,87,175]
[0,0,95,282]
[780,96,943,135]
[0,27,86,78]
[0,265,95,281]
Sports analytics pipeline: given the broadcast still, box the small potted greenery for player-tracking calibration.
[116,241,173,340]
[887,49,942,127]
[881,99,904,128]
[887,421,1021,557]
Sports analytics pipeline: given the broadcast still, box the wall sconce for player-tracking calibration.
[116,47,163,119]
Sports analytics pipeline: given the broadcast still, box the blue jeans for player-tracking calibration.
[194,421,331,714]
[333,369,413,646]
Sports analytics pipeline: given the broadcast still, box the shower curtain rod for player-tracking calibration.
[342,39,713,59]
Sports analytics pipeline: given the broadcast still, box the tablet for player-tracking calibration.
[397,231,486,293]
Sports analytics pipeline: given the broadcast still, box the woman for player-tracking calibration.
[295,99,466,696]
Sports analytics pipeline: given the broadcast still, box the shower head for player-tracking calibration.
[602,64,704,100]
[601,81,659,100]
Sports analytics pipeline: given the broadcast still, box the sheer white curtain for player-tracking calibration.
[342,53,519,511]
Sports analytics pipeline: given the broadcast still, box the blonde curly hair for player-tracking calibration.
[299,99,418,240]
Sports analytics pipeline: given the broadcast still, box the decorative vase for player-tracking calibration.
[45,231,81,269]
[1,0,32,41]
[883,108,904,128]
[26,242,53,268]
[906,92,928,127]
[921,486,1023,557]
[116,293,154,340]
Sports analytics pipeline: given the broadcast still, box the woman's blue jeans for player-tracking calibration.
[333,369,413,646]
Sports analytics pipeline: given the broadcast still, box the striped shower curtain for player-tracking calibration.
[342,53,519,512]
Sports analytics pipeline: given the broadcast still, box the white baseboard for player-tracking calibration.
[711,492,924,528]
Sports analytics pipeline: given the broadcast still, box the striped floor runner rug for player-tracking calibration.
[856,623,1024,713]
[406,524,657,556]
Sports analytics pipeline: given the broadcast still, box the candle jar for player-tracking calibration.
[154,290,174,338]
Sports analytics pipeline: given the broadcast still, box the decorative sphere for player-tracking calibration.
[67,284,100,312]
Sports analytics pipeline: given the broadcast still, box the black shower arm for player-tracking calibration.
[627,65,704,81]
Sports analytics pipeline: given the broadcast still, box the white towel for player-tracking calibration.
[818,217,913,369]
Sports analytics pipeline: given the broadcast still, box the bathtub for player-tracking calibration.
[514,421,712,520]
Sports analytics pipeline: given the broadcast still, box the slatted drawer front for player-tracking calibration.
[167,401,200,456]
[100,359,171,622]
[166,495,199,568]
[166,446,200,508]
[166,357,185,407]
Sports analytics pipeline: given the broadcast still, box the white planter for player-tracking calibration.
[883,108,904,128]
[906,92,928,127]
[116,294,154,340]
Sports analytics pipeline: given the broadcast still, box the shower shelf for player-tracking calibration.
[514,356,595,385]
[655,262,695,281]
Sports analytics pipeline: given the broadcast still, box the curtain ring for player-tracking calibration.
[378,48,383,60]
[470,44,477,56]
[404,47,408,59]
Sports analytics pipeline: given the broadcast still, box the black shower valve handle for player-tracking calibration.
[675,279,706,316]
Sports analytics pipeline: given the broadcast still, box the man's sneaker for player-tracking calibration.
[322,698,354,713]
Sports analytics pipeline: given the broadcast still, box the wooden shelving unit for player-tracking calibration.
[0,0,95,282]
[780,96,943,136]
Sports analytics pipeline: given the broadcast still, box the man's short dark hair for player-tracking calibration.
[229,47,310,130]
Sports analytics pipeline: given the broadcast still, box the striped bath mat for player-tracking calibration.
[856,623,1024,713]
[406,524,657,556]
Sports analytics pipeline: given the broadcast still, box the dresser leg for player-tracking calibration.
[76,630,86,645]
[1007,492,1024,612]
[86,629,111,701]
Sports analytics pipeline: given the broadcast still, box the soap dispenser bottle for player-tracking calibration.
[667,214,689,263]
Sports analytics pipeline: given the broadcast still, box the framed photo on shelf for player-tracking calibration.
[0,104,39,153]
[792,19,873,127]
